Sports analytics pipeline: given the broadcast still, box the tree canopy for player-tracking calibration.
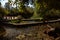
[0,0,60,19]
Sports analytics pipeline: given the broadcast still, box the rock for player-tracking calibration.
[0,27,6,37]
[26,33,33,37]
[16,34,25,40]
[55,37,60,40]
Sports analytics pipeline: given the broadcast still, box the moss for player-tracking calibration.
[9,19,22,23]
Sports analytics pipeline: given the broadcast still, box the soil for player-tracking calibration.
[0,22,60,40]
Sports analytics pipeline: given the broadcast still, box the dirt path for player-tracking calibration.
[2,25,45,40]
[2,24,59,40]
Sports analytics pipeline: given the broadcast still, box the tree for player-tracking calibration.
[5,2,11,10]
[20,6,34,19]
[32,0,48,19]
[32,0,60,9]
[32,0,60,20]
[7,0,14,10]
[0,2,1,7]
[44,0,60,9]
[9,8,19,16]
[13,0,33,19]
[0,7,9,17]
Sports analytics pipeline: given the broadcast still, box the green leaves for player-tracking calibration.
[0,7,9,17]
[0,0,60,20]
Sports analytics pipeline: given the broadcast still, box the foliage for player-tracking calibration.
[32,0,60,9]
[10,8,19,15]
[0,0,60,20]
[13,0,34,19]
[19,6,34,19]
[0,2,10,18]
[8,0,13,5]
[44,0,60,9]
[0,7,9,17]
[33,0,60,20]
[18,2,26,13]
[33,0,48,19]
[9,19,21,23]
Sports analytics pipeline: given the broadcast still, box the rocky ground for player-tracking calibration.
[1,22,60,40]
